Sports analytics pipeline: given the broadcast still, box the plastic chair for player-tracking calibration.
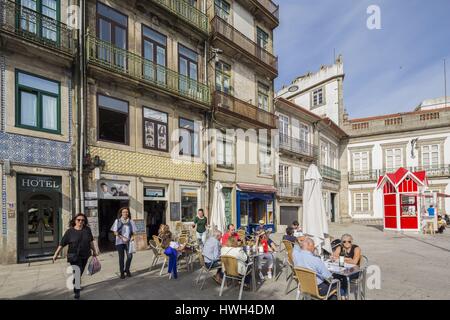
[350,255,369,300]
[294,267,341,300]
[196,252,221,290]
[219,255,253,301]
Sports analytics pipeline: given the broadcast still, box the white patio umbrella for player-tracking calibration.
[302,164,332,254]
[210,181,226,234]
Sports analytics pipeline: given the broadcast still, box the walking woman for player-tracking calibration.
[53,213,97,300]
[193,209,208,246]
[111,207,137,279]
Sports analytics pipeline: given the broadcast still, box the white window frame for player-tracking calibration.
[353,192,371,213]
[421,144,440,169]
[312,87,324,106]
[385,148,402,171]
[353,151,369,172]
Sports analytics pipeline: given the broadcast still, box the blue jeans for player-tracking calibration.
[116,244,133,275]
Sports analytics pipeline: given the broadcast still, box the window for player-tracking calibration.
[257,27,269,50]
[299,123,309,143]
[278,114,289,144]
[18,0,60,42]
[216,131,234,168]
[215,61,231,94]
[143,107,168,151]
[16,71,60,133]
[181,188,198,222]
[279,165,290,186]
[320,142,328,166]
[97,94,129,144]
[353,151,369,172]
[142,26,167,84]
[354,193,371,213]
[386,148,402,171]
[179,118,199,157]
[258,83,270,112]
[312,88,324,106]
[259,133,272,175]
[178,45,198,94]
[96,2,128,68]
[323,192,329,215]
[330,146,337,169]
[215,0,230,21]
[421,145,439,169]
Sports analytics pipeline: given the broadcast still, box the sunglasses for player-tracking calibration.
[342,240,352,244]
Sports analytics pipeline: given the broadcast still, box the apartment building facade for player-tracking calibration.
[0,0,76,263]
[207,0,279,233]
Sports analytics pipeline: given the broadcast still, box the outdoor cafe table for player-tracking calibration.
[325,260,361,299]
[244,249,278,292]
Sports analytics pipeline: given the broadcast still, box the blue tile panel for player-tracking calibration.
[2,168,6,236]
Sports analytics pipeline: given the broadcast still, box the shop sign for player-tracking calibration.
[144,187,165,198]
[85,200,98,208]
[18,175,61,192]
[84,192,98,199]
[98,181,130,199]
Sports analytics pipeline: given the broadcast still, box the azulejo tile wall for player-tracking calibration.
[89,146,206,182]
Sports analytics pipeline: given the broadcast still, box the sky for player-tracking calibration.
[274,0,450,119]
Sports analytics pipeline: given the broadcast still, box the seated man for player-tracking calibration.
[255,220,266,235]
[221,237,251,289]
[256,231,277,279]
[202,230,223,284]
[282,226,298,244]
[293,237,337,300]
[221,224,240,246]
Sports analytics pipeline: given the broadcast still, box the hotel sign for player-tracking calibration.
[18,175,62,192]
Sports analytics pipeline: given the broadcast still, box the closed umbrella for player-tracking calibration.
[210,181,226,234]
[302,164,332,254]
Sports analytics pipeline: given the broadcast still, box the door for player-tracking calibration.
[21,194,59,260]
[144,201,166,238]
[280,207,299,226]
[330,193,336,223]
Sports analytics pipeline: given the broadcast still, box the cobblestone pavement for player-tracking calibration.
[1,223,449,300]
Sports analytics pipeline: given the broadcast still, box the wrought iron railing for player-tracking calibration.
[87,35,210,105]
[211,16,278,71]
[320,165,341,181]
[348,170,379,182]
[149,0,208,34]
[277,183,302,198]
[0,0,75,54]
[411,165,450,178]
[279,134,318,158]
[214,91,277,128]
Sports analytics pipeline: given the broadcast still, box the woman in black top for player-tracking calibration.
[53,213,98,299]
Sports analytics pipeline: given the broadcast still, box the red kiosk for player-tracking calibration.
[377,168,428,232]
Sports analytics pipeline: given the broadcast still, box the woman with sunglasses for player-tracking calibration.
[53,213,98,299]
[332,234,361,266]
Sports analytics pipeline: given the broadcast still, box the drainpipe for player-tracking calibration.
[78,0,86,213]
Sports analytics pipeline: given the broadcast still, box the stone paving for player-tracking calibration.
[1,223,449,300]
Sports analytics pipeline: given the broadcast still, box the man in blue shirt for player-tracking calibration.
[427,205,436,217]
[202,230,222,284]
[293,237,337,299]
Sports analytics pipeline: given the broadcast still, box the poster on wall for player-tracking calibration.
[98,181,130,199]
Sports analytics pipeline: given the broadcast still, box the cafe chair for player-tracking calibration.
[237,230,246,243]
[196,252,221,290]
[152,235,163,248]
[149,240,168,276]
[280,240,294,281]
[219,255,253,301]
[285,251,297,295]
[350,255,369,300]
[294,267,341,300]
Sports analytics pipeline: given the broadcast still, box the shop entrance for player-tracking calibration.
[330,193,337,223]
[144,201,166,239]
[17,174,61,263]
[98,199,129,252]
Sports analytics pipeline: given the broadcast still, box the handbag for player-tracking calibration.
[88,256,102,275]
[128,240,137,254]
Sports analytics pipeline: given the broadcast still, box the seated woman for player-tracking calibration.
[437,215,447,234]
[221,237,251,288]
[282,227,298,244]
[256,231,277,280]
[332,234,362,297]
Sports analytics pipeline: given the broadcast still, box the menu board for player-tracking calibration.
[133,219,146,234]
[223,188,232,227]
[170,202,181,221]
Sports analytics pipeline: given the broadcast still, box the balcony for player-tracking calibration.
[254,0,279,21]
[146,0,208,35]
[412,165,450,178]
[236,0,279,28]
[320,165,341,182]
[348,170,379,183]
[0,0,75,56]
[86,35,210,106]
[279,134,318,159]
[213,91,277,129]
[277,183,303,198]
[211,16,278,78]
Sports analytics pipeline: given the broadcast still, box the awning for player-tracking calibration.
[237,183,277,194]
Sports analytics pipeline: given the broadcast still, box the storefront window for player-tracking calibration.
[240,199,248,226]
[181,188,198,222]
[401,195,417,217]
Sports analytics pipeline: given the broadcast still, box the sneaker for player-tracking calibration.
[258,271,264,279]
[267,271,272,279]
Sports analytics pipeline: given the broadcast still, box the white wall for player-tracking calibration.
[233,2,254,41]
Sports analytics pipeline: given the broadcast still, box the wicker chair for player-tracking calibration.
[196,252,221,290]
[219,255,252,300]
[294,267,341,300]
[148,240,168,276]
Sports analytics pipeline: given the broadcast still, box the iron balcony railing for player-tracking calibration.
[148,0,208,34]
[87,35,210,105]
[254,0,279,20]
[320,165,341,182]
[211,16,278,72]
[0,0,75,55]
[348,170,379,182]
[277,183,303,198]
[214,91,277,128]
[279,134,318,158]
[413,165,450,178]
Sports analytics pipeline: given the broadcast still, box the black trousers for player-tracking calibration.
[70,258,89,294]
[318,282,338,300]
[117,244,133,274]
